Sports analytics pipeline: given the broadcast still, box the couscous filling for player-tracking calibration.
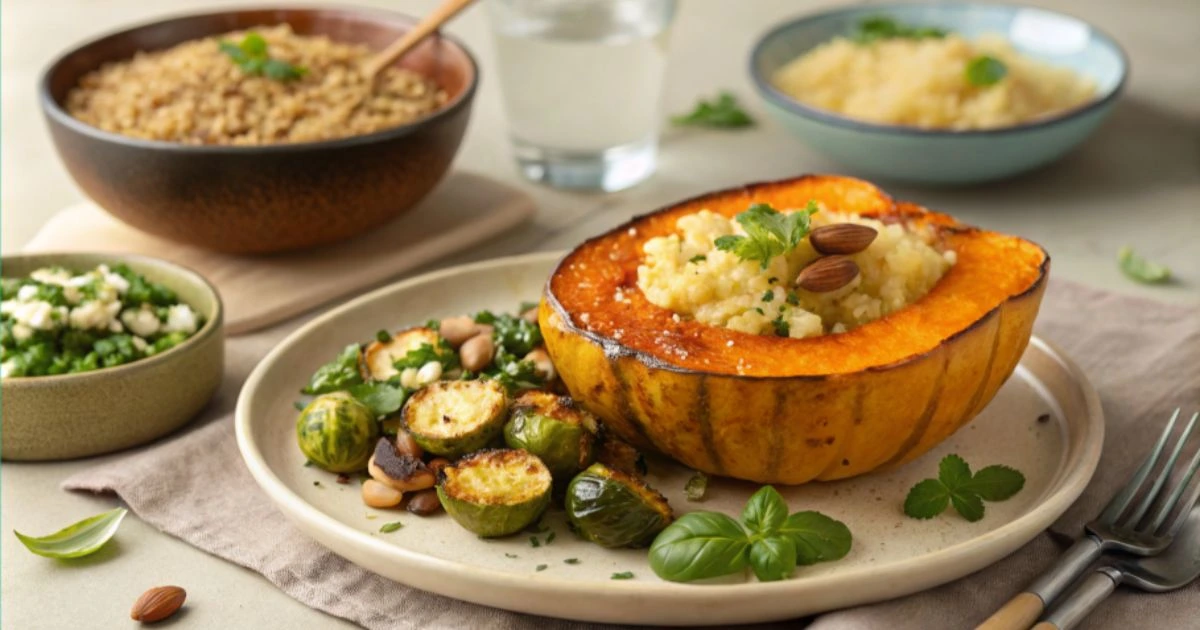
[636,207,955,338]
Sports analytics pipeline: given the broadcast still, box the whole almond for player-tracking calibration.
[809,223,878,255]
[795,256,860,293]
[130,585,186,623]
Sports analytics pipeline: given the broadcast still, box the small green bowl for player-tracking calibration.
[1,253,224,460]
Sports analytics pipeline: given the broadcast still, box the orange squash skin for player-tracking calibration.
[540,175,1049,484]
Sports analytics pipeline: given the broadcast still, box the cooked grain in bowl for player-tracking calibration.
[637,208,954,338]
[66,25,448,145]
[772,32,1095,130]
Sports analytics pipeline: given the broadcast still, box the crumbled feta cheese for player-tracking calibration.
[0,360,16,379]
[12,323,33,342]
[16,285,38,301]
[726,340,735,347]
[121,307,161,337]
[109,320,124,333]
[399,367,420,390]
[416,361,443,386]
[70,300,114,330]
[131,336,148,352]
[7,300,62,330]
[162,304,197,334]
[31,268,71,286]
[104,272,130,294]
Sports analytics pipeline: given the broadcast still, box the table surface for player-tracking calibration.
[2,0,1198,628]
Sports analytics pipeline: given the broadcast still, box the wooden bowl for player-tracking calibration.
[39,7,478,254]
[1,253,224,460]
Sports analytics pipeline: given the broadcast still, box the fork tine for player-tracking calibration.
[1126,409,1198,526]
[1149,411,1200,533]
[1098,408,1179,524]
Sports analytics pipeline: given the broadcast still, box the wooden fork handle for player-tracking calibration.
[976,592,1043,630]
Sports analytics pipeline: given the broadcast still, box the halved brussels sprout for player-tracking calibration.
[360,327,441,381]
[296,391,379,473]
[565,463,672,548]
[402,379,508,457]
[503,390,598,478]
[437,449,552,537]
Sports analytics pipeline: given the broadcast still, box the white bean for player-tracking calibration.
[399,367,419,389]
[459,334,495,372]
[416,361,442,385]
[524,348,556,381]
[438,315,478,347]
[362,479,403,508]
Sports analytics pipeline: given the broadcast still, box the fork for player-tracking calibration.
[1034,504,1200,629]
[977,409,1200,630]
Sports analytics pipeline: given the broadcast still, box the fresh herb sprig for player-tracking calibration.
[648,486,851,583]
[219,32,307,81]
[852,16,947,44]
[671,92,755,129]
[393,340,460,372]
[965,55,1008,87]
[302,343,363,395]
[904,454,1025,522]
[1118,246,1172,284]
[714,201,819,269]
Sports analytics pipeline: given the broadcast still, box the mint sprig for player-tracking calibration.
[219,32,307,82]
[714,201,818,269]
[648,486,851,583]
[904,454,1025,522]
[965,55,1007,87]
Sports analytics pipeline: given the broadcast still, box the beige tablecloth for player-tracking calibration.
[63,280,1200,629]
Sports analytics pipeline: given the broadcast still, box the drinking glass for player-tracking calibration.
[487,0,676,191]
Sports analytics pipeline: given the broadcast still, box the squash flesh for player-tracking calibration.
[541,175,1048,484]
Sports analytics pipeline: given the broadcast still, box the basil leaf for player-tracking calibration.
[14,507,127,559]
[742,486,788,534]
[1118,246,1171,284]
[749,535,797,582]
[648,512,750,582]
[965,55,1007,87]
[779,511,853,565]
[962,465,1026,501]
[347,381,407,417]
[303,344,363,395]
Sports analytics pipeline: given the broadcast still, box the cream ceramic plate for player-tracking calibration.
[236,252,1104,626]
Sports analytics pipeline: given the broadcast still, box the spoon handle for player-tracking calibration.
[1037,567,1122,630]
[364,0,477,78]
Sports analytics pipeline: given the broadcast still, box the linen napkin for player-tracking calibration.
[63,280,1200,630]
[23,171,535,336]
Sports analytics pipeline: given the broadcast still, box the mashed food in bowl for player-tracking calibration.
[66,25,448,145]
[636,208,954,339]
[771,32,1095,130]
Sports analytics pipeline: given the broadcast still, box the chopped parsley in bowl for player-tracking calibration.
[0,263,204,378]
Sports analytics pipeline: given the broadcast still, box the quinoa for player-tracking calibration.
[65,25,449,145]
[636,209,955,338]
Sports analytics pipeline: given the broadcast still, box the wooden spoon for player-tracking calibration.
[363,0,477,79]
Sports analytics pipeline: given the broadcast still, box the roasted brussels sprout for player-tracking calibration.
[565,463,672,548]
[296,391,379,473]
[402,379,508,457]
[360,326,442,381]
[503,390,598,478]
[437,449,552,537]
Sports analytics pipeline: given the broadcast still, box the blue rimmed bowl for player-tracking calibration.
[750,3,1128,185]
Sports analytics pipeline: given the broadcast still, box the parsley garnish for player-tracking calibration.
[529,536,541,548]
[685,471,709,501]
[563,558,580,565]
[379,521,404,533]
[785,291,800,306]
[852,17,947,44]
[218,32,307,81]
[965,55,1008,87]
[904,454,1025,521]
[611,571,635,580]
[393,341,459,372]
[504,553,518,559]
[771,314,790,338]
[1118,246,1171,284]
[761,290,775,303]
[688,255,707,264]
[545,532,556,544]
[474,311,543,356]
[714,202,818,269]
[671,92,755,128]
[536,564,548,572]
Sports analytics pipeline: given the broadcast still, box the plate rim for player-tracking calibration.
[235,251,1104,623]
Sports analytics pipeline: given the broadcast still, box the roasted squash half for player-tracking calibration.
[540,175,1049,485]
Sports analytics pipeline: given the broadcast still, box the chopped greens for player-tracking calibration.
[965,55,1008,87]
[219,32,307,81]
[685,471,709,501]
[474,311,543,356]
[1118,246,1172,284]
[671,92,755,129]
[347,381,408,417]
[303,343,363,395]
[714,201,819,269]
[393,340,459,372]
[379,521,404,533]
[852,16,947,44]
[610,571,635,580]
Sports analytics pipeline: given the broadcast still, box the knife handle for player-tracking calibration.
[1037,567,1122,630]
[977,536,1104,630]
